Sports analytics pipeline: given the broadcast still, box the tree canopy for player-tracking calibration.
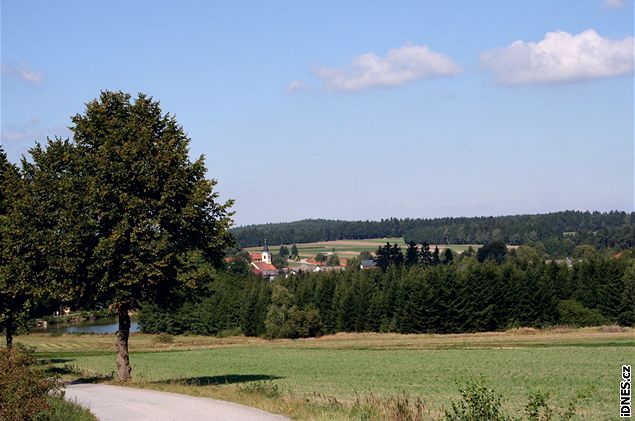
[1,92,235,378]
[69,91,234,311]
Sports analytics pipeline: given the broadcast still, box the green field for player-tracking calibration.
[246,238,480,261]
[20,327,634,420]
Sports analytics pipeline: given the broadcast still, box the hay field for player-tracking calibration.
[21,327,634,420]
[246,238,480,261]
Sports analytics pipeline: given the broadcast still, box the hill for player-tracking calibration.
[232,210,634,257]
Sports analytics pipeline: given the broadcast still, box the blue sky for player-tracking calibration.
[2,0,633,226]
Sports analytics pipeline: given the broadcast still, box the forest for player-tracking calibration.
[232,211,634,258]
[139,250,635,338]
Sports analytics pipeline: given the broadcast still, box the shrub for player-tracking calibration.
[525,391,554,420]
[264,303,323,339]
[525,391,576,420]
[0,345,61,421]
[264,285,324,339]
[443,379,510,421]
[238,381,281,399]
[557,300,606,327]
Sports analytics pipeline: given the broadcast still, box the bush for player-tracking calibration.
[264,302,323,339]
[443,379,510,421]
[238,381,281,399]
[525,391,554,420]
[525,391,576,420]
[0,345,61,421]
[557,300,606,327]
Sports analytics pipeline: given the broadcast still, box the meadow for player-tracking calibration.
[21,327,634,420]
[246,238,481,263]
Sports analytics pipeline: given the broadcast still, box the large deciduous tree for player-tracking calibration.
[0,147,26,349]
[2,139,102,349]
[63,91,233,379]
[71,91,233,379]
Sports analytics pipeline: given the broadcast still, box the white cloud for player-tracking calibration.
[285,79,305,93]
[17,66,43,84]
[605,0,624,8]
[1,118,41,145]
[1,131,28,143]
[313,44,460,92]
[481,29,634,85]
[2,63,43,85]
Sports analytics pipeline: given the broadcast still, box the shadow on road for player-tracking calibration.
[69,373,114,384]
[156,374,283,386]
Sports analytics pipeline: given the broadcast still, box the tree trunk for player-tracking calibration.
[115,304,132,380]
[5,316,13,350]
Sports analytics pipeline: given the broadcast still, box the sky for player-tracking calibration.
[1,0,633,226]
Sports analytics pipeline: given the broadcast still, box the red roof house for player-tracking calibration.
[250,261,278,278]
[249,252,263,261]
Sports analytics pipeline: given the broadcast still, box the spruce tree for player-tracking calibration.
[432,246,441,265]
[617,264,635,326]
[419,242,433,266]
[443,248,454,264]
[405,241,419,267]
[390,243,404,266]
[374,243,392,271]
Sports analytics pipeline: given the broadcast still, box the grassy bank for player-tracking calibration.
[20,327,634,420]
[46,397,97,421]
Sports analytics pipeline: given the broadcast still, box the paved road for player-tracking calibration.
[65,383,290,421]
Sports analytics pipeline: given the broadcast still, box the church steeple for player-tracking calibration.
[261,239,271,264]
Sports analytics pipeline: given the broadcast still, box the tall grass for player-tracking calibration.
[43,397,97,421]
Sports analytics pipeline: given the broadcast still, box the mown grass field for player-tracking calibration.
[246,238,481,261]
[20,327,634,420]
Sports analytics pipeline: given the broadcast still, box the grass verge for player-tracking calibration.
[45,397,97,421]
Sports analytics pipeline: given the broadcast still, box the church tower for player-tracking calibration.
[261,239,271,264]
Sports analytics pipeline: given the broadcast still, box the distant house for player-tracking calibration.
[250,261,278,279]
[249,242,272,264]
[291,264,318,274]
[360,259,377,270]
[250,241,277,279]
[313,266,344,273]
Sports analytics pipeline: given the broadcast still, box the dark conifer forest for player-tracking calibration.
[140,251,635,338]
[232,211,634,258]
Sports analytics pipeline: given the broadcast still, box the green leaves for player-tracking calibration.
[1,92,235,338]
[65,91,235,308]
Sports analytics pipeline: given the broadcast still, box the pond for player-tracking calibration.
[34,317,140,334]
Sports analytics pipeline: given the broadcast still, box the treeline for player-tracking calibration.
[139,253,635,337]
[231,211,634,257]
